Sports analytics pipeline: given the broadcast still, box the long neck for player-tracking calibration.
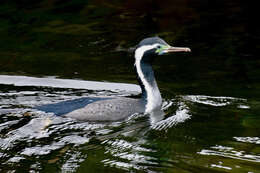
[134,56,162,113]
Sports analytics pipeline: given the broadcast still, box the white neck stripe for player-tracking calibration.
[134,45,162,113]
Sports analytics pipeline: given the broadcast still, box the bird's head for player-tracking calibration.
[135,37,191,63]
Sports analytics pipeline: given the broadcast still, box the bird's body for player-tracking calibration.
[64,97,145,121]
[36,37,191,121]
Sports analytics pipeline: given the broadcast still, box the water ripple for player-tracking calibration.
[211,163,232,170]
[0,76,257,172]
[182,95,247,107]
[198,145,260,163]
[151,101,191,130]
[61,151,87,173]
[234,137,260,144]
[102,139,157,171]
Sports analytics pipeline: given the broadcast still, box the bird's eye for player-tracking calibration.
[157,45,162,49]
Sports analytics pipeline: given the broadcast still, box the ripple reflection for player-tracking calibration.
[198,145,260,162]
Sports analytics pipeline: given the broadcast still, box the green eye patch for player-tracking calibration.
[155,45,169,55]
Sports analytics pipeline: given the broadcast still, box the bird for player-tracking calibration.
[35,37,191,121]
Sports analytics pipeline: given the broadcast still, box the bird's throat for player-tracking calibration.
[134,60,162,113]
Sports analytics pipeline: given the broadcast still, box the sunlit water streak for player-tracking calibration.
[0,75,258,172]
[0,75,140,93]
[102,139,157,171]
[182,95,249,108]
[210,163,232,170]
[198,145,260,163]
[234,137,260,144]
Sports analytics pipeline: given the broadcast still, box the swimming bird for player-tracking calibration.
[36,37,191,121]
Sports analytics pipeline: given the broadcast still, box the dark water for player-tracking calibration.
[0,0,260,172]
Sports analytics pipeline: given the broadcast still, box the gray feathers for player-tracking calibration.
[64,98,146,121]
[137,37,168,48]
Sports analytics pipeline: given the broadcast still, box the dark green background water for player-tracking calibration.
[0,0,260,172]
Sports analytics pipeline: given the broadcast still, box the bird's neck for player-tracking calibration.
[134,57,162,113]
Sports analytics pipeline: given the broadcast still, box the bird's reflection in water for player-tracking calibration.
[149,109,165,125]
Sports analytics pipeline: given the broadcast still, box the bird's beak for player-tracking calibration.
[165,46,191,53]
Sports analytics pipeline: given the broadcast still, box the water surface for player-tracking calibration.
[0,76,259,172]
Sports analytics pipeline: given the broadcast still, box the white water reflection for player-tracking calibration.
[0,111,103,172]
[234,137,260,144]
[0,115,96,151]
[211,163,232,170]
[182,95,247,107]
[151,101,191,130]
[7,156,25,163]
[61,151,87,173]
[198,145,260,163]
[102,139,157,171]
[0,75,140,93]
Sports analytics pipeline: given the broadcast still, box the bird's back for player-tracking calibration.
[64,97,146,121]
[35,97,109,116]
